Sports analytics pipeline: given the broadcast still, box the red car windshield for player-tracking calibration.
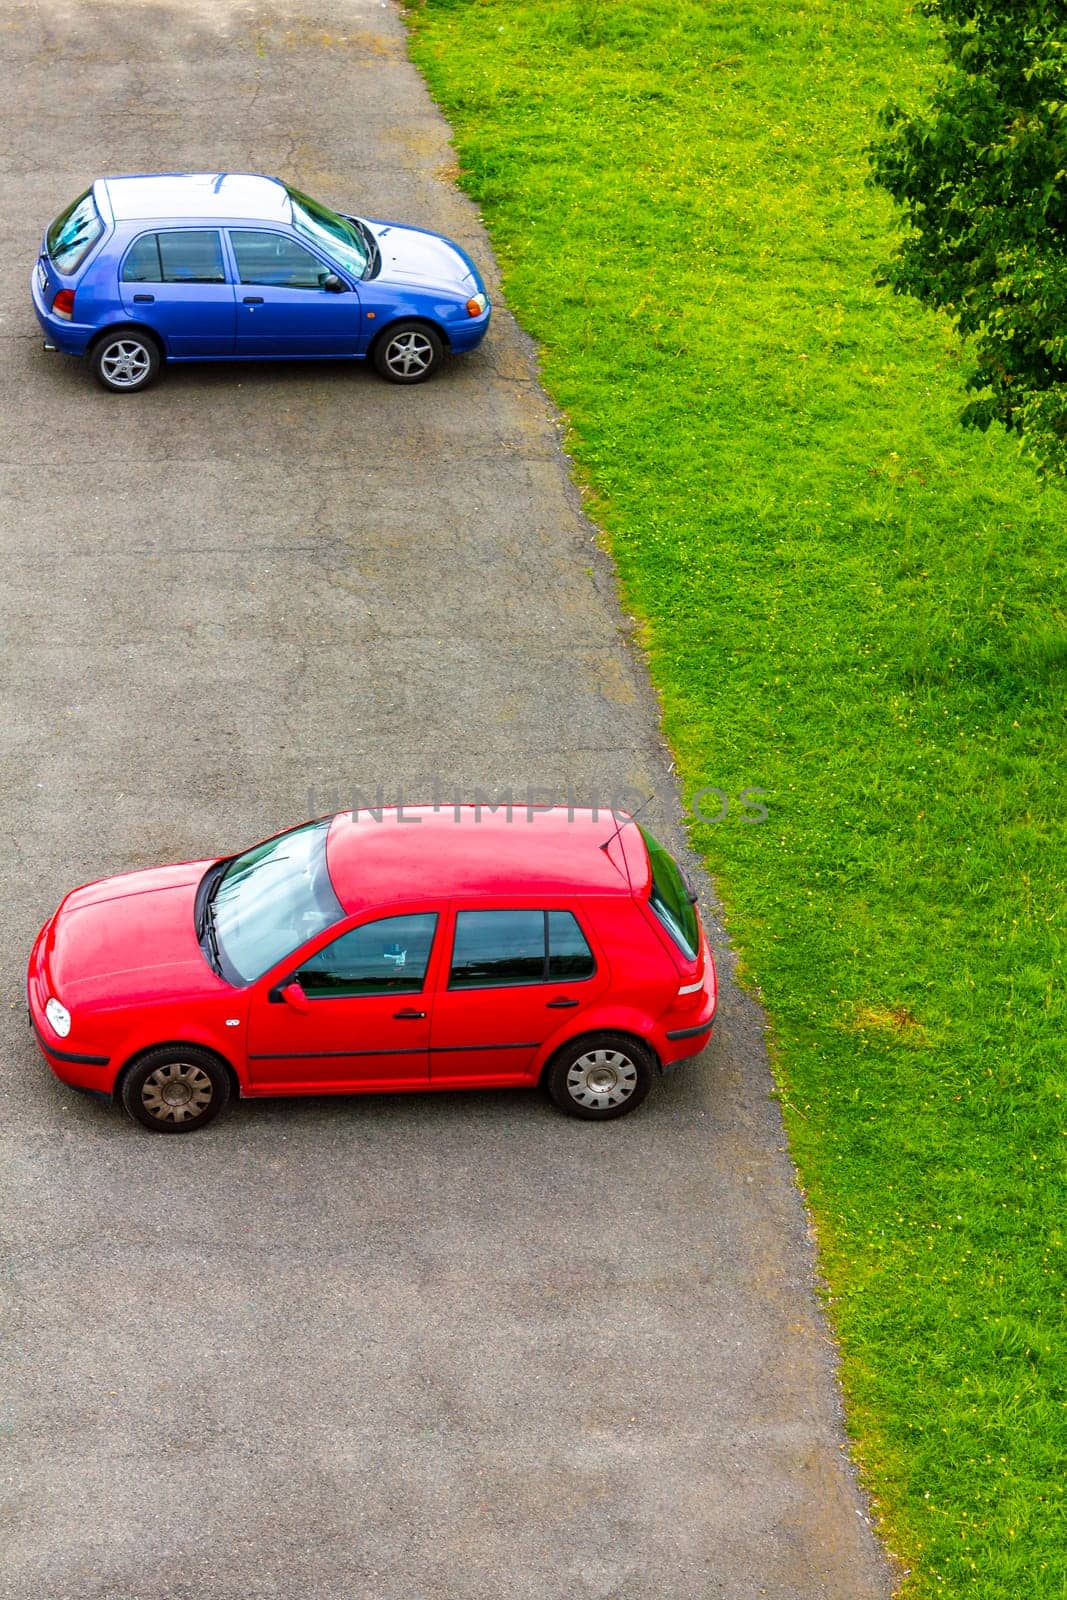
[209,818,343,984]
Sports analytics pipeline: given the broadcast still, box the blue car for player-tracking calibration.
[31,173,491,392]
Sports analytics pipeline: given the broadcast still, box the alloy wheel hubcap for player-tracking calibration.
[101,340,151,388]
[386,331,433,376]
[567,1048,639,1110]
[141,1062,213,1123]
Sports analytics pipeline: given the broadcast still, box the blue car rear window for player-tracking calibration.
[121,230,226,284]
[47,190,104,275]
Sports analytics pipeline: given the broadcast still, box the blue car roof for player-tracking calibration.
[102,173,292,224]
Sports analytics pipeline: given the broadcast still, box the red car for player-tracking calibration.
[27,806,716,1133]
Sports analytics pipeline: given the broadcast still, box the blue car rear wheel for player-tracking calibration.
[91,329,161,394]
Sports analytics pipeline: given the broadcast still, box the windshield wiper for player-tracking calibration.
[200,897,223,976]
[347,216,379,278]
[195,859,230,976]
[197,861,224,936]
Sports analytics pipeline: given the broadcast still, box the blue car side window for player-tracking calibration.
[122,234,163,282]
[230,230,328,291]
[157,230,226,285]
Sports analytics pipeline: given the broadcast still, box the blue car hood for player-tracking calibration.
[365,220,476,295]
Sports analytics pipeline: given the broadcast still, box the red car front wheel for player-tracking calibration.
[120,1046,230,1133]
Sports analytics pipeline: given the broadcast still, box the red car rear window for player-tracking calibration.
[639,826,700,959]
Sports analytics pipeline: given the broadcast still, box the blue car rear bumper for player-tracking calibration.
[30,268,94,355]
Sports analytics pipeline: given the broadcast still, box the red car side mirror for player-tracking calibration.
[280,980,311,1015]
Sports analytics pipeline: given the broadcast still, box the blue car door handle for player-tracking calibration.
[243,296,264,305]
[132,294,154,302]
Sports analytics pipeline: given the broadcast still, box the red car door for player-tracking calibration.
[429,904,609,1086]
[245,910,440,1094]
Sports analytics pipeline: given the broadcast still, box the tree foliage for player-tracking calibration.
[871,1,1067,472]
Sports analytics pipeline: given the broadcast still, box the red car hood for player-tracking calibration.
[47,860,228,1009]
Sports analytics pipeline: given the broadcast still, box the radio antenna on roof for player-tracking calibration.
[599,793,655,854]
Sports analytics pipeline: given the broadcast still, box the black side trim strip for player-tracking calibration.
[248,1040,541,1062]
[249,1048,419,1060]
[430,1041,539,1054]
[665,1021,714,1041]
[32,1023,109,1065]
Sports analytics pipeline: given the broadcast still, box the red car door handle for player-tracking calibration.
[546,998,579,1008]
[393,1008,426,1020]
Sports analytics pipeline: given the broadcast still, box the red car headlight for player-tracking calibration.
[45,997,72,1036]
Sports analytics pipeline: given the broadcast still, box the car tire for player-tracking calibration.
[545,1033,654,1121]
[120,1045,230,1134]
[90,329,162,394]
[372,320,444,384]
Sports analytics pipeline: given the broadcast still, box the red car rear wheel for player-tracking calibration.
[545,1033,654,1120]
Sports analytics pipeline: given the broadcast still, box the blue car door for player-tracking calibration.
[118,229,237,356]
[227,229,362,356]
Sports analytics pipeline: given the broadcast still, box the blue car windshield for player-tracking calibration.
[47,189,104,274]
[211,818,344,984]
[286,184,368,280]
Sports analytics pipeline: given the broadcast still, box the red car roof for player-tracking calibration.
[325,805,651,915]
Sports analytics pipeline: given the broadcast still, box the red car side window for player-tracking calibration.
[448,909,595,990]
[296,913,438,998]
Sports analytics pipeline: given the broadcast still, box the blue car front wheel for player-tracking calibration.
[373,320,443,385]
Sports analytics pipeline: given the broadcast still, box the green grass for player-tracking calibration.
[403,1,1066,1594]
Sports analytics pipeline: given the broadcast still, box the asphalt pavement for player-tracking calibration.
[0,2,893,1596]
